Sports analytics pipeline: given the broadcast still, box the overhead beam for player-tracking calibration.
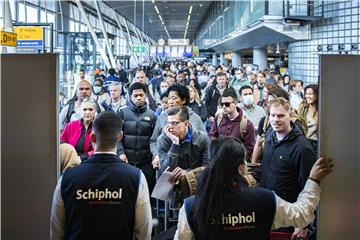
[74,0,112,69]
[94,0,116,68]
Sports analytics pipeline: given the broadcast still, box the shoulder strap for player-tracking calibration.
[66,100,75,124]
[239,114,248,141]
[211,86,216,98]
[260,114,270,150]
[216,113,224,127]
[292,109,308,135]
[243,173,258,187]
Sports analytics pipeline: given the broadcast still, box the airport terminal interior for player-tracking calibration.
[0,0,359,239]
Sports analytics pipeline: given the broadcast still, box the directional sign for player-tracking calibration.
[131,45,146,54]
[0,31,17,47]
[14,26,43,48]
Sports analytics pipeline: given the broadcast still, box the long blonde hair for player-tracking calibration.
[188,85,201,106]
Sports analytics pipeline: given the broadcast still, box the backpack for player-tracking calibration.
[216,112,248,142]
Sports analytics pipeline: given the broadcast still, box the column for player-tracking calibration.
[1,0,16,53]
[253,47,268,70]
[212,53,219,66]
[220,53,225,66]
[232,51,242,68]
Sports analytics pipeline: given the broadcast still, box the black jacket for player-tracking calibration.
[117,101,157,164]
[157,126,210,174]
[260,122,316,203]
[204,85,221,117]
[188,101,208,122]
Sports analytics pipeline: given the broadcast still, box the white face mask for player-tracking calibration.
[160,87,168,94]
[93,86,102,95]
[235,74,242,80]
[243,95,254,106]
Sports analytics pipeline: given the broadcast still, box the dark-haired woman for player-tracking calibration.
[175,137,333,240]
[298,84,319,152]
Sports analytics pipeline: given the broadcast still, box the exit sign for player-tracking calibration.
[131,45,145,54]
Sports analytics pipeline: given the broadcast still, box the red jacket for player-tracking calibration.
[60,119,94,157]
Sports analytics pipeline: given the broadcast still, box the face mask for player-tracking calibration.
[243,95,254,106]
[235,74,242,80]
[160,87,168,94]
[93,86,102,95]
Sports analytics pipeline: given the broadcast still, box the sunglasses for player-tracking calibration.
[220,102,234,107]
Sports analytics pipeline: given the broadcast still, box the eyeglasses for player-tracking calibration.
[220,102,234,107]
[166,121,182,126]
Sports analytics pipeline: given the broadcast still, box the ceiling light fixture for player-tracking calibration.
[152,2,170,39]
[184,5,192,39]
[154,5,160,14]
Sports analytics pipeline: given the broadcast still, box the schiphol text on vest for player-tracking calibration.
[76,188,122,201]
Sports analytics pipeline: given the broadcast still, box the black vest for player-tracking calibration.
[185,187,276,240]
[61,154,141,240]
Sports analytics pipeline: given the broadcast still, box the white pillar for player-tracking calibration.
[253,47,268,70]
[232,51,242,68]
[220,53,225,66]
[1,0,16,53]
[212,53,219,66]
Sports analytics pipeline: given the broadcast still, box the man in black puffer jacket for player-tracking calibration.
[117,82,157,193]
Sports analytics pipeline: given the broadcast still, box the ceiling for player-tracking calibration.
[104,0,212,43]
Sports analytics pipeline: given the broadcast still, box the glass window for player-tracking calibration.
[26,4,39,22]
[18,3,26,22]
[40,10,55,23]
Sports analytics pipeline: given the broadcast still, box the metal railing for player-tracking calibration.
[283,0,324,21]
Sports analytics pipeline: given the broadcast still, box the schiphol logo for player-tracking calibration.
[222,212,256,226]
[76,188,122,201]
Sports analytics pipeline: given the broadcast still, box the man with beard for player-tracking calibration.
[59,80,93,132]
[117,82,157,193]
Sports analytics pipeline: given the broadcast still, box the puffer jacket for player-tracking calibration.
[116,100,157,164]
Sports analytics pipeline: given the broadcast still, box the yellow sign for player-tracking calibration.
[192,46,199,57]
[0,31,17,47]
[14,26,43,41]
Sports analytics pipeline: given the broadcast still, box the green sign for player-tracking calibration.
[131,45,145,54]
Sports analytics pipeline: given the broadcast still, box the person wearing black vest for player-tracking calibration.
[117,82,157,194]
[50,112,152,240]
[174,137,333,240]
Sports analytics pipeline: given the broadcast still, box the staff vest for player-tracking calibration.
[61,153,141,240]
[185,187,276,240]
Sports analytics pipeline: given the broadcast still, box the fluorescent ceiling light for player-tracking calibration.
[151,0,155,4]
[154,6,159,14]
[189,6,192,14]
[224,7,229,12]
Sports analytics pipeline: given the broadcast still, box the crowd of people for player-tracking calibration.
[52,60,330,240]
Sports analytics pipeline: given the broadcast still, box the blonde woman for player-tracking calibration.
[188,85,207,122]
